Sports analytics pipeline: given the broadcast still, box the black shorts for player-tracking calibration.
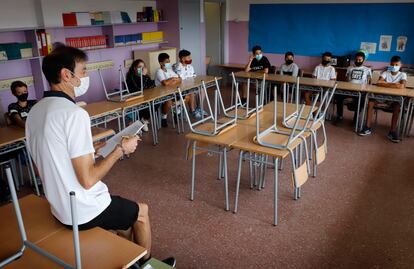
[65,196,139,231]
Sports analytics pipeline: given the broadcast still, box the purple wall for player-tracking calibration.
[227,21,411,71]
[157,0,180,51]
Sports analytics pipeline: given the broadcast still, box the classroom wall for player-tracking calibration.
[226,0,414,70]
[0,0,43,29]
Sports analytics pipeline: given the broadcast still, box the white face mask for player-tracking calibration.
[69,72,90,97]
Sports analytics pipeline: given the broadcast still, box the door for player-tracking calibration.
[179,0,202,75]
[205,2,222,66]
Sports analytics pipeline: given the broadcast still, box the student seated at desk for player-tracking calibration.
[7,81,37,128]
[334,52,372,125]
[308,52,337,105]
[26,46,176,267]
[280,51,299,77]
[126,59,155,131]
[243,45,271,104]
[359,56,407,143]
[174,49,205,119]
[155,52,182,128]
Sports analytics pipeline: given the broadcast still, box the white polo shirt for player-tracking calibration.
[155,68,179,86]
[174,62,196,79]
[26,91,111,225]
[380,71,407,83]
[313,64,336,80]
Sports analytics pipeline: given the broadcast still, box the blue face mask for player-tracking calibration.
[164,63,172,69]
[255,54,263,61]
[136,68,142,76]
[388,65,400,72]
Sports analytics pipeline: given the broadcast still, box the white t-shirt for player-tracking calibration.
[155,68,179,86]
[313,65,336,80]
[174,62,196,79]
[280,63,299,77]
[26,93,111,225]
[380,71,407,84]
[346,65,372,84]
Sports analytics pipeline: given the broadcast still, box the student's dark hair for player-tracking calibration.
[391,55,401,63]
[355,51,366,60]
[179,49,191,59]
[42,46,88,85]
[285,51,294,58]
[129,59,145,75]
[10,81,27,95]
[322,51,332,58]
[158,53,170,63]
[252,45,262,54]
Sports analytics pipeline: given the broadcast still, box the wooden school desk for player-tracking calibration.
[234,71,368,131]
[0,127,39,195]
[145,76,219,145]
[83,101,122,131]
[360,85,414,137]
[185,102,313,225]
[1,195,147,269]
[0,195,64,261]
[91,127,115,142]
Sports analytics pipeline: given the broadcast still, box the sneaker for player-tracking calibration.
[192,110,202,119]
[162,257,176,267]
[195,107,208,116]
[161,118,168,128]
[142,119,149,132]
[358,127,372,136]
[172,106,181,115]
[387,131,400,143]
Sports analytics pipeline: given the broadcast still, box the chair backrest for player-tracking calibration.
[311,83,337,127]
[177,77,237,136]
[371,70,382,84]
[228,72,263,119]
[99,65,143,102]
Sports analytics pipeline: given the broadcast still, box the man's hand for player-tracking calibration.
[142,67,148,76]
[121,136,140,155]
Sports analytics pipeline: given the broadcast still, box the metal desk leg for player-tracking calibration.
[223,147,229,211]
[355,92,362,132]
[397,97,405,138]
[273,157,279,226]
[148,102,157,146]
[190,141,196,201]
[25,143,40,196]
[360,93,369,131]
[234,150,244,213]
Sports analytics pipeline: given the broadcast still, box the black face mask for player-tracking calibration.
[285,59,293,65]
[322,60,330,66]
[17,93,28,102]
[355,61,363,67]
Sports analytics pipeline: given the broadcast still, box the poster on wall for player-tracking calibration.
[360,42,377,54]
[379,35,392,51]
[396,36,407,52]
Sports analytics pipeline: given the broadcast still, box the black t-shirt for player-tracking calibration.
[8,100,37,122]
[249,56,271,72]
[126,70,155,93]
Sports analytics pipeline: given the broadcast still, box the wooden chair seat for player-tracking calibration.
[286,117,322,132]
[91,127,115,142]
[0,195,64,260]
[226,107,258,119]
[292,162,308,188]
[3,228,147,269]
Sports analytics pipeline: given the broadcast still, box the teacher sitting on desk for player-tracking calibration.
[25,46,175,267]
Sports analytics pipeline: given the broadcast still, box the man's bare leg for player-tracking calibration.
[133,203,152,260]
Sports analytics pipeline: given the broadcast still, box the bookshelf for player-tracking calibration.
[0,20,171,106]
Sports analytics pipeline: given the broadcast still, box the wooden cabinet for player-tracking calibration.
[133,47,177,79]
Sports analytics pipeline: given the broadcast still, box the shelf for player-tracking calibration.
[0,56,40,64]
[113,41,168,48]
[43,21,168,30]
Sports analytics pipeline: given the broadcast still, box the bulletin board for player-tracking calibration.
[248,3,414,63]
